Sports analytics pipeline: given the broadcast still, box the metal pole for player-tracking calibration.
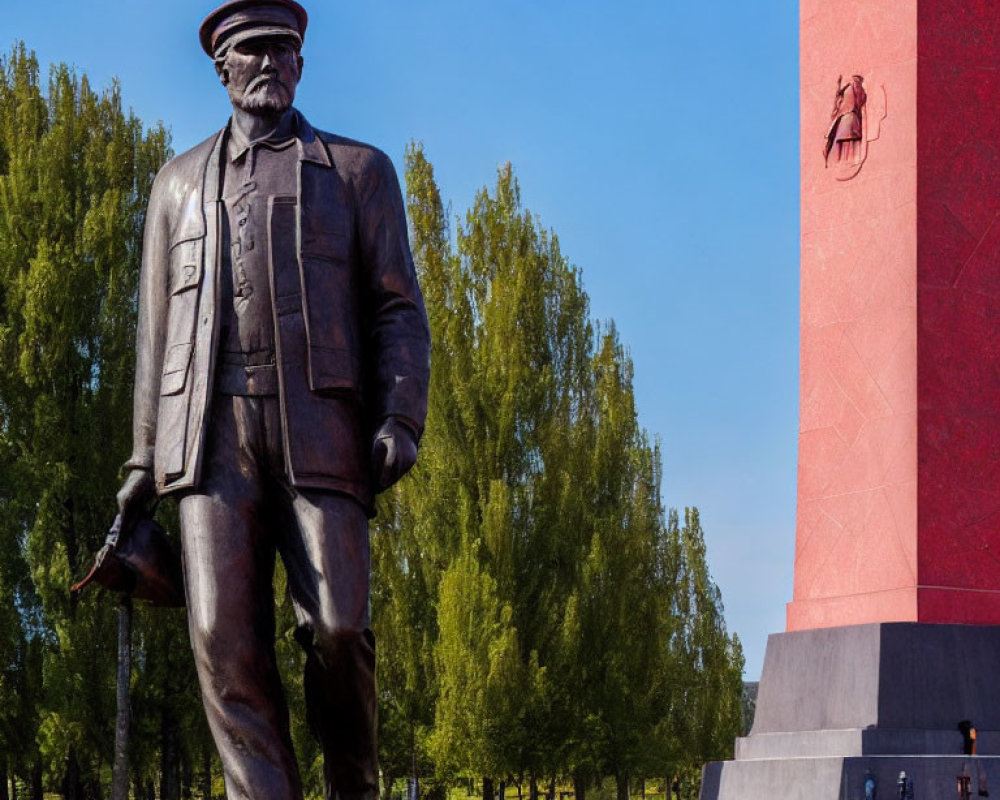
[112,595,132,800]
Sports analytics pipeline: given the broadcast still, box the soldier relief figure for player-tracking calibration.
[824,74,867,168]
[113,1,430,798]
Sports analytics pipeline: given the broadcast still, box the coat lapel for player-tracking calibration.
[183,128,226,488]
[296,111,332,168]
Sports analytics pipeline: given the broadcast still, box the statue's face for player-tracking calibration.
[219,36,303,115]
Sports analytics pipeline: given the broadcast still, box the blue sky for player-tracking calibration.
[5,0,800,679]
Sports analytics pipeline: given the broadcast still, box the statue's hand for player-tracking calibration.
[116,468,156,533]
[371,417,418,492]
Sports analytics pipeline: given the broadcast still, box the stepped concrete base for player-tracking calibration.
[700,623,1000,800]
[735,728,1000,759]
[702,755,998,800]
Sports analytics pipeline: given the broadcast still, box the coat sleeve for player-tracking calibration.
[124,168,171,472]
[357,149,431,436]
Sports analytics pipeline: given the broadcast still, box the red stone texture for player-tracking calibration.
[789,0,1000,630]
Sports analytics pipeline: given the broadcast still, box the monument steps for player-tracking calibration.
[703,755,1000,800]
[702,623,1000,799]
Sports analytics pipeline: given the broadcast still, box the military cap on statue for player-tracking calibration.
[199,0,309,57]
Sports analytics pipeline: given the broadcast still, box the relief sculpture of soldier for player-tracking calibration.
[824,73,867,167]
[113,1,430,797]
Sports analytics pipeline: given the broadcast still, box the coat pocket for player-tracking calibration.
[160,343,193,396]
[308,346,361,392]
[168,238,204,295]
[299,251,361,391]
[161,237,204,396]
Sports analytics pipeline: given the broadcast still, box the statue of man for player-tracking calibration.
[114,1,430,797]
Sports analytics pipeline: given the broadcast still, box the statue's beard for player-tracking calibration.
[235,76,294,114]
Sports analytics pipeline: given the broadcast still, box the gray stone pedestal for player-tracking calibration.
[700,623,1000,799]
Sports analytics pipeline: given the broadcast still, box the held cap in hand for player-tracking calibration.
[71,515,185,608]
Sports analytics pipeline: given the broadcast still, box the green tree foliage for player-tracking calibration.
[424,161,592,791]
[670,510,745,773]
[371,147,456,800]
[0,43,200,797]
[371,144,746,800]
[555,329,667,800]
[431,537,526,783]
[646,510,745,799]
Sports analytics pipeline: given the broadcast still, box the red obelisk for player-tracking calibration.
[700,3,1000,797]
[789,0,1000,632]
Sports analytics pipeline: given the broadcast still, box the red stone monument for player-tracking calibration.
[701,2,1000,797]
[792,0,1000,632]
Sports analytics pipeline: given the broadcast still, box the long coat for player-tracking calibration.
[126,110,430,509]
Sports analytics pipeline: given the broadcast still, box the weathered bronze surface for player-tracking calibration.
[115,1,430,796]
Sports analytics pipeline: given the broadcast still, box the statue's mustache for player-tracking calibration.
[246,73,288,94]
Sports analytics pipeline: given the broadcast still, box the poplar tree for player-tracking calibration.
[393,145,745,800]
[371,145,459,799]
[419,160,598,796]
[0,44,172,797]
[669,510,744,794]
[553,329,663,800]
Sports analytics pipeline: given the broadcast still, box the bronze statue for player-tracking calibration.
[114,1,430,797]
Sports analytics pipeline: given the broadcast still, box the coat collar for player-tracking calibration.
[223,107,331,168]
[294,110,332,167]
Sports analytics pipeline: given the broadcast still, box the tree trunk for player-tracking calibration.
[499,782,506,800]
[615,773,628,800]
[201,746,212,799]
[182,750,193,800]
[572,774,586,800]
[160,709,181,800]
[63,749,82,800]
[409,747,419,800]
[0,758,7,800]
[639,779,645,800]
[547,777,555,800]
[529,777,538,800]
[112,598,132,800]
[9,774,15,800]
[381,772,394,800]
[29,767,41,800]
[483,777,494,800]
